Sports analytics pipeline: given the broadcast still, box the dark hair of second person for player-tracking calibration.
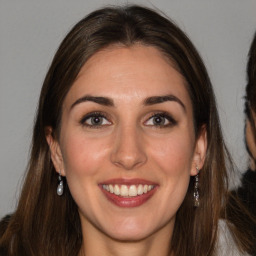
[226,32,256,255]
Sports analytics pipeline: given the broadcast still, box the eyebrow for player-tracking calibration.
[144,95,186,111]
[70,95,114,110]
[70,94,186,111]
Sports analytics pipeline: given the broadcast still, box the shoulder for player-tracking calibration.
[215,219,250,256]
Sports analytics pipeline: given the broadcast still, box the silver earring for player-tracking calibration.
[57,170,64,196]
[194,166,200,207]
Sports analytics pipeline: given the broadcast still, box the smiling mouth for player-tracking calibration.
[100,180,158,207]
[102,184,155,197]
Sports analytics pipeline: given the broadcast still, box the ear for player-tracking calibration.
[45,126,66,176]
[190,125,207,176]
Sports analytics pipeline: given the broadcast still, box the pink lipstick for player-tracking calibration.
[99,179,158,208]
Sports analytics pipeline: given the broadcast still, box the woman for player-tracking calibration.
[227,32,256,255]
[239,31,256,218]
[0,5,252,256]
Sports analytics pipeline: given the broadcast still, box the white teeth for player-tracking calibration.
[143,185,148,194]
[137,184,144,195]
[128,185,137,196]
[114,185,120,195]
[109,184,114,193]
[120,185,129,197]
[103,184,155,197]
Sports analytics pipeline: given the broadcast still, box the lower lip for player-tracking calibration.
[100,186,157,208]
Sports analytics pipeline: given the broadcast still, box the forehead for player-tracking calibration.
[63,44,192,108]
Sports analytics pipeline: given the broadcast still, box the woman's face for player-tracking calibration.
[48,45,206,242]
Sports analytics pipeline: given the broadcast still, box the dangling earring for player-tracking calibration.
[194,166,200,207]
[57,170,64,196]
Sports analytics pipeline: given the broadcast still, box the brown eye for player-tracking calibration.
[144,113,177,128]
[90,116,103,125]
[80,112,111,127]
[152,116,166,126]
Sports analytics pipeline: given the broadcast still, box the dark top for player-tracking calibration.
[235,169,256,216]
[229,169,256,255]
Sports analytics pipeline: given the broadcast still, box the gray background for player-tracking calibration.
[1,0,256,218]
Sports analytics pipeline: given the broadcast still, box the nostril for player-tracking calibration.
[110,145,147,170]
[110,127,147,170]
[112,154,146,170]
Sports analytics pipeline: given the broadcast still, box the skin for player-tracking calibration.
[246,110,256,170]
[47,45,207,256]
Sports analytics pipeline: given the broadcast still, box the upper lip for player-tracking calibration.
[99,178,157,186]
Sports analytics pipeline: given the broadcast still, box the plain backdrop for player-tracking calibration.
[1,0,256,218]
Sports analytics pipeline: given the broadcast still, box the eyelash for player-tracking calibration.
[80,112,111,128]
[79,111,177,129]
[145,112,177,128]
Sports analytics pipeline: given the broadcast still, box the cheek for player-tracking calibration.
[149,132,195,174]
[61,133,110,177]
[60,133,111,211]
[147,133,194,216]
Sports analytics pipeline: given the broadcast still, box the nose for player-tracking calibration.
[110,125,147,170]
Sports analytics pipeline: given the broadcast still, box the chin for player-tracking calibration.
[108,229,151,242]
[102,218,159,242]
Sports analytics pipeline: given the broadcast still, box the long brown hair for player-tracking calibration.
[245,32,256,157]
[225,31,256,255]
[0,5,248,255]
